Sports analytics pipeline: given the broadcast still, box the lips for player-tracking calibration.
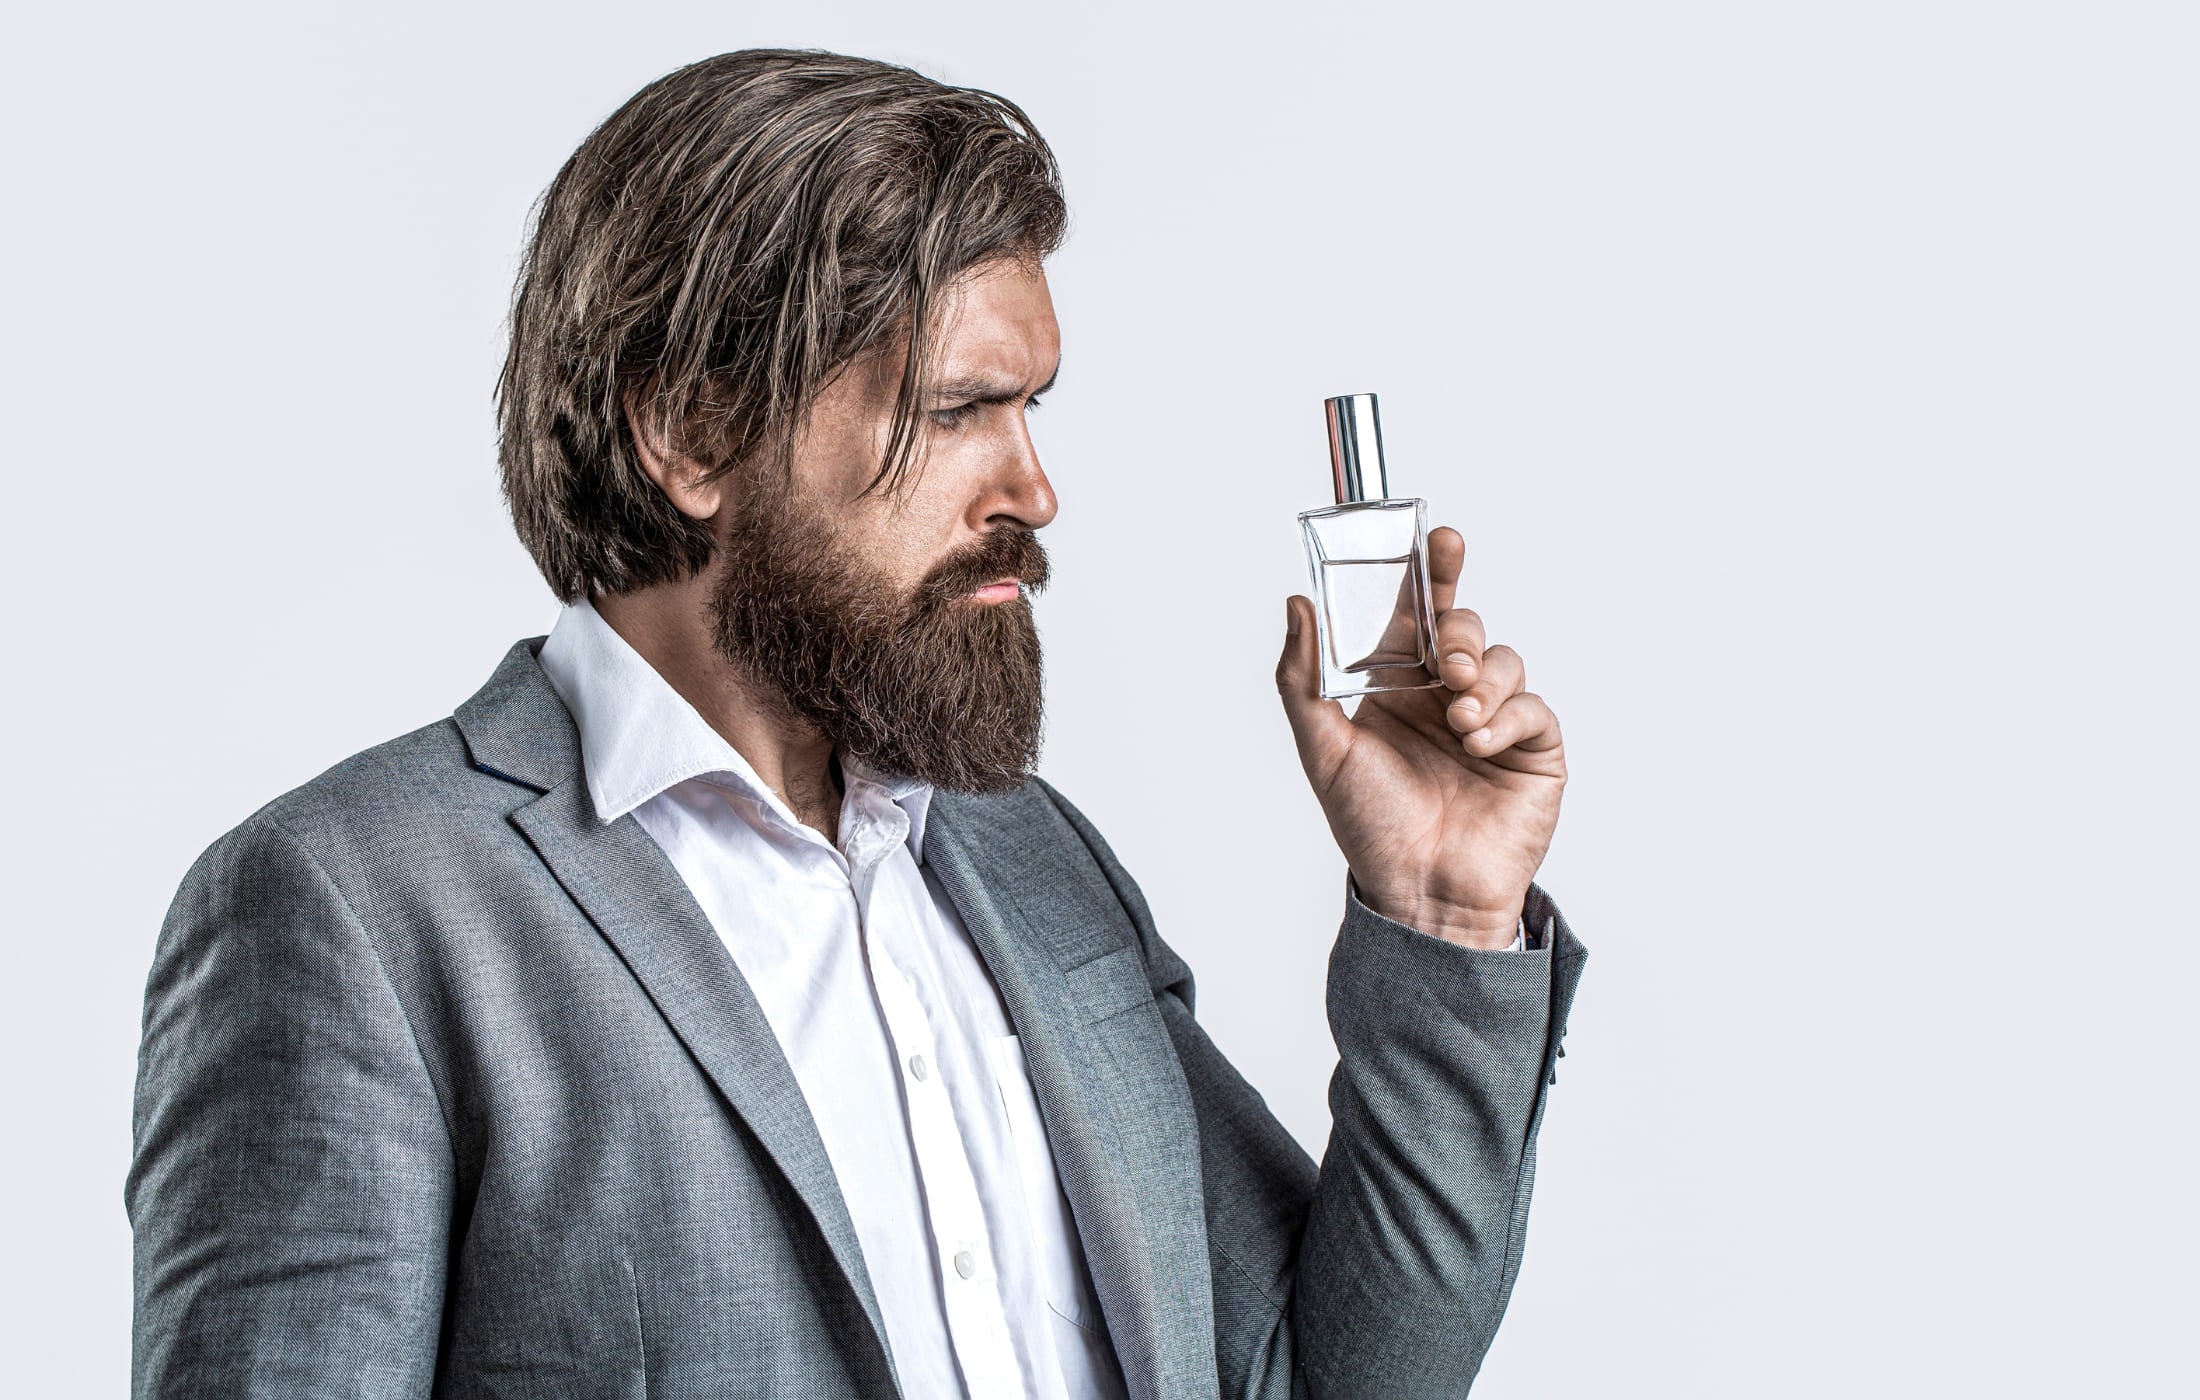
[919,530,1050,607]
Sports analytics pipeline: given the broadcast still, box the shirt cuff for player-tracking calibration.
[1517,909,1560,951]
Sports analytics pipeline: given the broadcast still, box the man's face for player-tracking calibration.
[792,257,1062,592]
[707,258,1064,792]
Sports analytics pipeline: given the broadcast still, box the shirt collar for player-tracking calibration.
[535,599,935,859]
[840,751,936,859]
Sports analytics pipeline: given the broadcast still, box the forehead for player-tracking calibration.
[932,259,1060,379]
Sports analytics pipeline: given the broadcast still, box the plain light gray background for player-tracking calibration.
[4,1,2193,1394]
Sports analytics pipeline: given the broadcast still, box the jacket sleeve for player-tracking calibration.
[1039,784,1586,1400]
[128,813,454,1399]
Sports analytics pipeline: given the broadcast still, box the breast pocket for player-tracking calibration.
[985,1034,1117,1357]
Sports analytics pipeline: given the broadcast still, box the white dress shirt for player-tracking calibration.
[538,601,1127,1400]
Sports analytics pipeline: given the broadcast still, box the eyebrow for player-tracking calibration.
[932,357,1061,406]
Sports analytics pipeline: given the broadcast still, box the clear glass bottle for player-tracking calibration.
[1298,393,1442,699]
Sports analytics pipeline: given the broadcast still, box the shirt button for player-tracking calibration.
[909,1054,930,1082]
[953,1250,976,1280]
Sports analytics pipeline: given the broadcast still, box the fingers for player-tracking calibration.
[1459,689,1565,762]
[1445,643,1523,734]
[1427,526,1465,614]
[1435,607,1488,692]
[1277,595,1354,780]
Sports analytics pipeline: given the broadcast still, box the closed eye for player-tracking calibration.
[931,393,1043,430]
[929,359,1059,430]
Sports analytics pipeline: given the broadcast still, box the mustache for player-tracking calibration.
[917,529,1051,606]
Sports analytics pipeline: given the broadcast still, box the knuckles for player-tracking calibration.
[1435,609,1486,649]
[1474,645,1526,692]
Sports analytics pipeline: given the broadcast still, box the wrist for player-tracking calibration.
[1358,885,1527,951]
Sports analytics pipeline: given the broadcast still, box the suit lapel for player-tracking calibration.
[457,645,899,1392]
[925,790,1218,1400]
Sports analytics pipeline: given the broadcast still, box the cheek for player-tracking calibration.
[808,436,993,586]
[833,499,961,594]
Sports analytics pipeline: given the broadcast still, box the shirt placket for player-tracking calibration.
[843,797,1024,1400]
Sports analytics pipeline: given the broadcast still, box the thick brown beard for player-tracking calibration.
[706,488,1050,794]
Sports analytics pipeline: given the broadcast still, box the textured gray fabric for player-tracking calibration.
[130,639,1586,1399]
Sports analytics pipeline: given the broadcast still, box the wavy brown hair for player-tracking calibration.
[497,50,1067,602]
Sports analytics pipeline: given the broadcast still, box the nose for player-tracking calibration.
[981,411,1058,532]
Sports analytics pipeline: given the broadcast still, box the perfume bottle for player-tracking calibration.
[1298,393,1443,700]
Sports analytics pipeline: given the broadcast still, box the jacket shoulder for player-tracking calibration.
[203,637,564,873]
[275,715,522,835]
[185,712,542,906]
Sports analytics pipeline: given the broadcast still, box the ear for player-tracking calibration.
[625,392,731,522]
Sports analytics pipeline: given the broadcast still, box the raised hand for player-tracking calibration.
[1277,526,1566,950]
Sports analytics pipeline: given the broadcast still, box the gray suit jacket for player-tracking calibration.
[129,640,1586,1399]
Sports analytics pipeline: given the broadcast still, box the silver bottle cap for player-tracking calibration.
[1324,392,1389,504]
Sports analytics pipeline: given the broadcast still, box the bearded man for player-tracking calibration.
[128,49,1586,1400]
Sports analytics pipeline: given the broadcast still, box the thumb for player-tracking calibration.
[1277,595,1353,779]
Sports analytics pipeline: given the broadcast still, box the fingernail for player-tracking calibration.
[1286,600,1300,638]
[1456,697,1482,718]
[1444,652,1474,671]
[1469,727,1493,745]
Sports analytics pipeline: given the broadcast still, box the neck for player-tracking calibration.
[593,577,843,841]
